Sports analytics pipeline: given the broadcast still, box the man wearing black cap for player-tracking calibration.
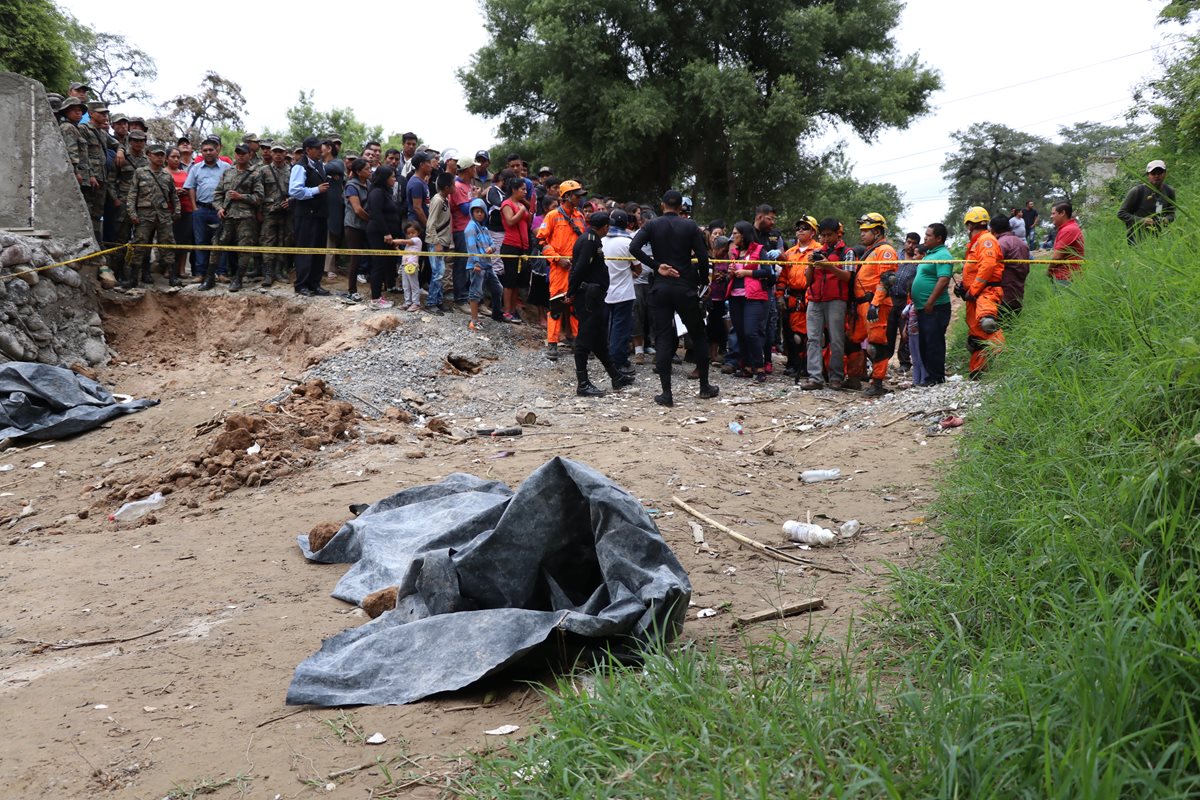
[288,136,331,296]
[123,143,180,288]
[629,190,719,406]
[568,211,635,396]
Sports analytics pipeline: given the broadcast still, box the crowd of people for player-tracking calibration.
[56,82,1180,403]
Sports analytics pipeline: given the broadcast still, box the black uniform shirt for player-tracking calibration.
[629,212,709,288]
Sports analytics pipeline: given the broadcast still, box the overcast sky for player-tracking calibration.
[62,0,1179,231]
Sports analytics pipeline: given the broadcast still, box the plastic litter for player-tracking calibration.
[728,421,744,434]
[839,519,861,539]
[246,442,262,455]
[800,468,841,483]
[783,520,837,545]
[485,724,520,736]
[696,607,718,618]
[366,732,387,745]
[109,492,165,523]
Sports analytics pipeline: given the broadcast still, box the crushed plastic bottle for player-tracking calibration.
[800,468,841,483]
[728,421,744,435]
[839,519,861,539]
[783,521,836,545]
[109,492,165,523]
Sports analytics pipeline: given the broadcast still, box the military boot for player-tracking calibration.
[140,262,153,286]
[229,264,246,292]
[576,369,605,397]
[261,262,275,288]
[198,268,217,291]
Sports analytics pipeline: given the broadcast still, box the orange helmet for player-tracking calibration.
[558,179,584,195]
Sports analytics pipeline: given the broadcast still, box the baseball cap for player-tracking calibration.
[474,149,490,162]
[87,102,108,114]
[234,144,250,154]
[588,211,610,229]
[713,235,731,250]
[127,130,147,141]
[147,143,166,155]
[538,165,553,175]
[441,148,460,162]
[270,143,286,152]
[1146,159,1167,173]
[411,151,431,167]
[609,209,630,229]
[110,112,128,124]
[69,81,90,92]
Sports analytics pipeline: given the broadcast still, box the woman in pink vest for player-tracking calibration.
[727,221,772,383]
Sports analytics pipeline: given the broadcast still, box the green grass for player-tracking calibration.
[466,175,1200,798]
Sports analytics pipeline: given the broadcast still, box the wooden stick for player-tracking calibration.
[733,597,825,627]
[328,761,377,780]
[799,429,834,450]
[23,627,163,653]
[749,427,788,455]
[672,496,808,567]
[255,706,311,728]
[728,398,776,406]
[762,545,850,574]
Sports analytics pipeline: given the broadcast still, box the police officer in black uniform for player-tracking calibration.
[630,190,719,407]
[568,211,636,397]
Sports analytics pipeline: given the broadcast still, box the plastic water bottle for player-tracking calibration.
[800,468,841,483]
[109,492,166,523]
[839,519,861,539]
[783,521,836,545]
[728,421,744,435]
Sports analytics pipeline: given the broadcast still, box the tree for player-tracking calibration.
[0,0,81,91]
[941,123,1053,224]
[265,90,395,153]
[460,0,939,220]
[1044,121,1144,205]
[162,71,247,139]
[70,28,158,107]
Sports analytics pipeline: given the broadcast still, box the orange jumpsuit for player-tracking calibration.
[780,243,815,367]
[846,242,898,381]
[963,230,1005,376]
[537,205,584,344]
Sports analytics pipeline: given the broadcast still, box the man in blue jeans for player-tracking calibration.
[602,209,638,373]
[182,137,230,277]
[424,173,455,315]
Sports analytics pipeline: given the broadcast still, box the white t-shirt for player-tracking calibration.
[402,236,422,266]
[602,230,636,304]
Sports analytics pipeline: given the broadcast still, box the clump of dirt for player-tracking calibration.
[307,520,344,552]
[100,379,364,506]
[362,586,399,618]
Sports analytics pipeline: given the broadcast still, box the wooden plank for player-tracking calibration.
[733,598,825,627]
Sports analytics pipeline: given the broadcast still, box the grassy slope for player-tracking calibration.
[466,179,1200,798]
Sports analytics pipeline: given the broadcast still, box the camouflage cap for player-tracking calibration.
[127,116,147,128]
[87,101,109,114]
[110,112,129,124]
[242,133,259,143]
[234,143,250,155]
[269,143,286,152]
[147,142,166,155]
[69,81,90,92]
[58,96,86,111]
[127,130,148,141]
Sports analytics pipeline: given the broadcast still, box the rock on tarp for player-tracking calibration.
[0,362,156,443]
[287,457,692,707]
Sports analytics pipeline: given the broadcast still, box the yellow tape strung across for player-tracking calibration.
[25,242,1081,274]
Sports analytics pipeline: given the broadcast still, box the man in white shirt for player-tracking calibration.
[602,209,640,375]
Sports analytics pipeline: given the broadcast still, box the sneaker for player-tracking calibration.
[468,319,482,331]
[347,292,363,302]
[830,379,845,390]
[503,312,523,325]
[753,372,767,383]
[633,353,646,365]
[357,275,368,284]
[720,364,736,374]
[799,378,824,391]
[371,298,394,309]
[456,303,471,314]
[313,287,331,297]
[698,384,720,399]
[425,305,444,316]
[653,393,674,407]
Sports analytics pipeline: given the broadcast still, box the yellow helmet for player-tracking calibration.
[963,206,990,225]
[795,215,818,232]
[558,179,584,196]
[857,212,887,231]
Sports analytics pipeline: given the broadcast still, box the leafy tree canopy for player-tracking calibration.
[162,71,247,139]
[0,0,81,91]
[263,90,408,153]
[460,0,939,220]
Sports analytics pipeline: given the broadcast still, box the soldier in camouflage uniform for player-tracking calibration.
[80,104,115,247]
[58,97,92,201]
[243,133,265,168]
[257,143,292,288]
[112,129,150,276]
[122,143,179,289]
[210,144,263,292]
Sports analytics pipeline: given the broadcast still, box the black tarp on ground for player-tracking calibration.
[287,457,691,706]
[0,362,156,443]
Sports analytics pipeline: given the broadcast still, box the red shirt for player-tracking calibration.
[450,178,473,233]
[171,168,195,213]
[1051,218,1084,280]
[500,198,530,249]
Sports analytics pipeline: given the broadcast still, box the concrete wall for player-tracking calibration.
[0,72,94,242]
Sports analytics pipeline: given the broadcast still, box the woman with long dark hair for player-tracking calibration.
[499,177,531,322]
[342,158,371,300]
[365,165,401,309]
[166,146,193,286]
[727,220,771,382]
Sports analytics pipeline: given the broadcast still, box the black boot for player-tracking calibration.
[198,268,217,291]
[654,372,673,406]
[168,270,182,287]
[603,355,634,389]
[576,369,605,397]
[118,262,139,290]
[261,263,275,288]
[229,264,245,292]
[140,263,153,286]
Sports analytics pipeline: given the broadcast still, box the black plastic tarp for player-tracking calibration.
[287,457,691,706]
[0,362,157,443]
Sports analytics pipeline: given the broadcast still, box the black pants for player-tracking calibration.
[574,283,614,377]
[293,214,326,292]
[344,227,367,294]
[366,227,394,300]
[650,281,709,395]
[887,299,911,368]
[916,303,951,384]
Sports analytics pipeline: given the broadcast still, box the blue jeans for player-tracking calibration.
[427,253,445,308]
[468,263,502,307]
[192,206,221,275]
[729,297,768,371]
[451,230,469,303]
[607,299,634,371]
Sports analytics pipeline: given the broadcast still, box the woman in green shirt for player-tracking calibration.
[913,223,953,384]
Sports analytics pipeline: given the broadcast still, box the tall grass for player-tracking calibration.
[466,175,1200,798]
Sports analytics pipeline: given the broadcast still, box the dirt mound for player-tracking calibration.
[100,379,364,507]
[100,291,389,373]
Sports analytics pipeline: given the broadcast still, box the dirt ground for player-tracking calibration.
[0,289,963,799]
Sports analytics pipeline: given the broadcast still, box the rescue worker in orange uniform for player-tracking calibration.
[537,180,586,360]
[852,213,899,396]
[958,206,1006,377]
[779,216,819,376]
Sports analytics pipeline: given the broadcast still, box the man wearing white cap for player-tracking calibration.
[1118,159,1176,245]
